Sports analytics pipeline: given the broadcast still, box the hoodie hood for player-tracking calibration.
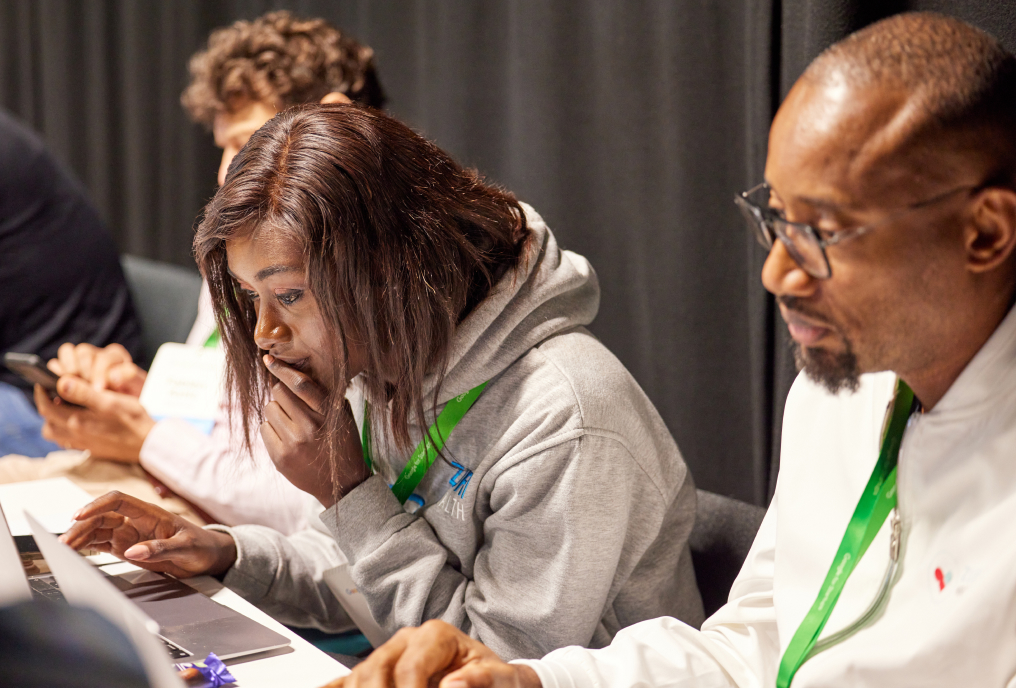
[422,203,600,404]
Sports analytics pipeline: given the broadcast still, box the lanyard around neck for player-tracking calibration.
[776,378,917,688]
[361,381,488,505]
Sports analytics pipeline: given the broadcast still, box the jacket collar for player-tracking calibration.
[928,302,1016,418]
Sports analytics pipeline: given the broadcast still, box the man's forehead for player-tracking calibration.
[213,100,278,144]
[766,75,936,208]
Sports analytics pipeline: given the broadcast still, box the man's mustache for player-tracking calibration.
[777,296,833,327]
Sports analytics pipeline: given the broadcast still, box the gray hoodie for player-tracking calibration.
[210,205,703,660]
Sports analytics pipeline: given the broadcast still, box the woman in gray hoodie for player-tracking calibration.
[61,104,703,660]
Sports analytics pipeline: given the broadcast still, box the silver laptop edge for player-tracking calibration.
[26,511,184,688]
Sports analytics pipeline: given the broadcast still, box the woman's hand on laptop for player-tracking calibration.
[59,491,237,579]
[320,620,541,688]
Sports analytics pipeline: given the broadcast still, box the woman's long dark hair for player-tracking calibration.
[194,104,530,487]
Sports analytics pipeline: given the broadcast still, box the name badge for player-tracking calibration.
[322,564,388,648]
[139,343,224,435]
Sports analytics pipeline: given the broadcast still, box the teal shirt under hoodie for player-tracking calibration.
[210,204,704,660]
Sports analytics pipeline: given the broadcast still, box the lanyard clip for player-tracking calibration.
[889,509,902,561]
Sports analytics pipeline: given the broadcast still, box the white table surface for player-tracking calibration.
[102,561,351,688]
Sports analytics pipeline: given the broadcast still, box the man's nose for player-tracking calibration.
[760,239,819,298]
[253,305,290,351]
[217,148,236,188]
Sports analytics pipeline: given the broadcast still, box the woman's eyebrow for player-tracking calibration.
[225,264,300,282]
[255,264,300,281]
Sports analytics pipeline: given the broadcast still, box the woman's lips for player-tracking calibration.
[273,356,310,373]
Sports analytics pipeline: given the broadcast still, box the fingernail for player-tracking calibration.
[72,509,82,519]
[264,354,275,366]
[124,545,150,561]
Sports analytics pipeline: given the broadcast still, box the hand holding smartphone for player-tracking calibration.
[2,352,80,407]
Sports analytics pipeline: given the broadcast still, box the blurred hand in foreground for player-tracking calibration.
[60,491,236,579]
[36,379,154,462]
[319,620,541,688]
[50,342,147,396]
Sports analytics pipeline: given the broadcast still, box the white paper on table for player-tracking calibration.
[0,477,93,536]
[139,343,225,435]
[323,564,389,649]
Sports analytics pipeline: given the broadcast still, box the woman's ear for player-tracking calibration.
[320,92,352,105]
[966,186,1016,274]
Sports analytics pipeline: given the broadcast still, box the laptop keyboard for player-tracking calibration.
[160,636,192,660]
[31,574,191,660]
[29,575,65,603]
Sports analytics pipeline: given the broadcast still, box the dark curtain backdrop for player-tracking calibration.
[1,1,1013,505]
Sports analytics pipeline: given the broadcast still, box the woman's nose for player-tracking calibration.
[253,305,290,351]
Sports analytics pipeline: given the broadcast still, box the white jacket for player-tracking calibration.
[521,304,1016,687]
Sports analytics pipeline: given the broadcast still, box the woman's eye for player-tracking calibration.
[277,290,303,306]
[242,289,259,301]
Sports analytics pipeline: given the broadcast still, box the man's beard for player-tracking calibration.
[792,339,860,394]
[780,295,861,395]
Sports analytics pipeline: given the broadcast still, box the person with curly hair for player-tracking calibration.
[181,10,385,186]
[36,11,386,534]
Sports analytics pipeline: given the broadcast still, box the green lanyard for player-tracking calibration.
[776,378,917,688]
[204,328,220,348]
[361,381,488,505]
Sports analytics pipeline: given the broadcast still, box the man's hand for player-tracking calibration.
[51,342,147,397]
[320,620,541,688]
[36,378,156,462]
[260,354,370,507]
[60,491,236,579]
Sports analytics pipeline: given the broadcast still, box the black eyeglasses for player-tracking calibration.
[734,182,977,279]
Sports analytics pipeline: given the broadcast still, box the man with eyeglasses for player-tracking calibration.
[320,12,1016,688]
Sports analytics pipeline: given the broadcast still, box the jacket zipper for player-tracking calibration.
[804,508,903,661]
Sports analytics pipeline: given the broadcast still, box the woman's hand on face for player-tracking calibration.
[60,491,237,579]
[319,620,541,688]
[260,355,370,508]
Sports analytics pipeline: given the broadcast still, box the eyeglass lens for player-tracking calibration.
[735,194,831,279]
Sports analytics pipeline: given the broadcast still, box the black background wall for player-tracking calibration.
[1,1,1013,505]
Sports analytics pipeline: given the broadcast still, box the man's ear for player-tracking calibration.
[320,92,352,105]
[966,186,1016,274]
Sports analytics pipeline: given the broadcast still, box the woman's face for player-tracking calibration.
[226,231,368,392]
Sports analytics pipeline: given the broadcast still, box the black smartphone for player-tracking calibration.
[3,352,60,391]
[4,352,84,409]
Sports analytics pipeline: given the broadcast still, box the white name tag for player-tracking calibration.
[139,343,224,435]
[322,564,388,648]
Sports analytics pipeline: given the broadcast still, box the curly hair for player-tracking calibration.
[181,11,385,125]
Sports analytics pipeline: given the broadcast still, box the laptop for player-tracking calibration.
[21,511,186,688]
[0,500,290,663]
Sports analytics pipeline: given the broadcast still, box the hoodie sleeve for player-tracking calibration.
[319,432,687,660]
[207,512,356,633]
[514,500,781,687]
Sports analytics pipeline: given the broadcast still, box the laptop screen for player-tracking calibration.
[0,502,33,605]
